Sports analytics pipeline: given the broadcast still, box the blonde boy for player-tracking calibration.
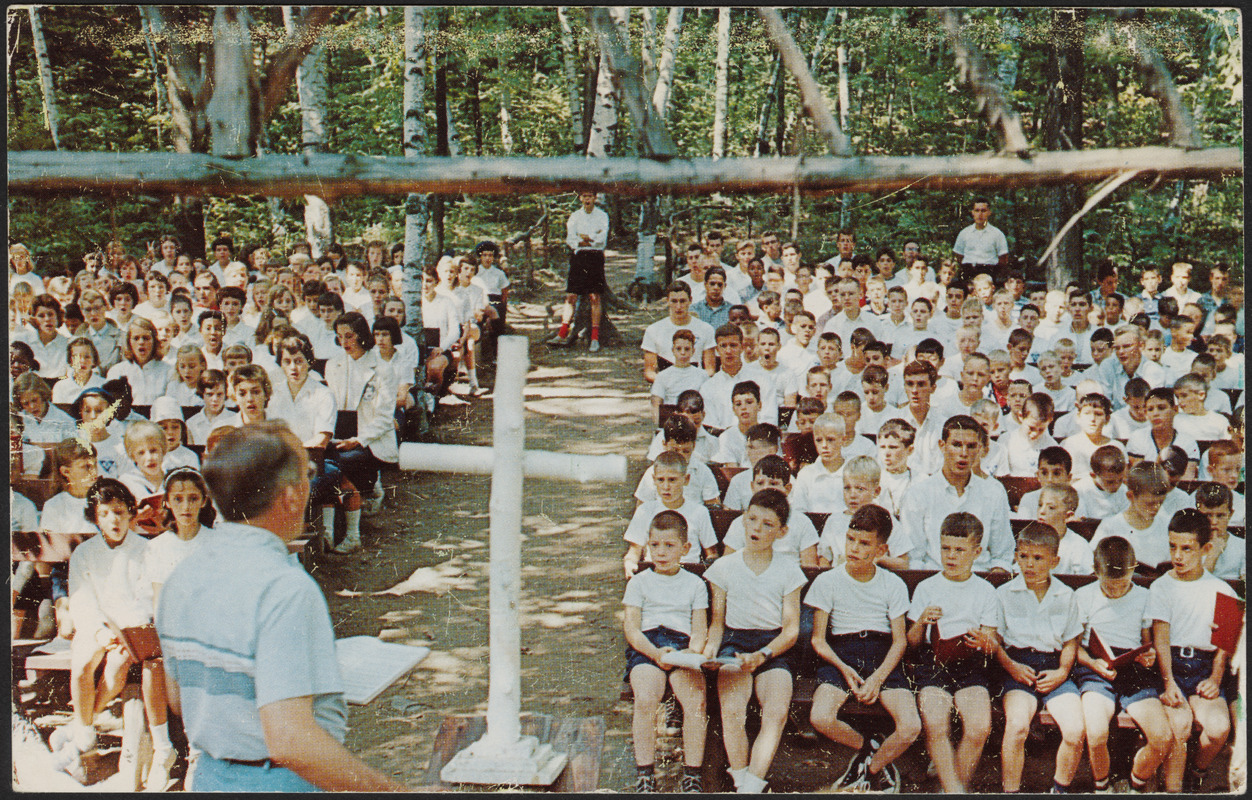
[816,456,910,570]
[792,413,849,513]
[1090,461,1172,570]
[1171,373,1229,441]
[1060,393,1123,479]
[650,329,707,424]
[1202,440,1246,526]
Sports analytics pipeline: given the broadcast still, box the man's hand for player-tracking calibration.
[335,439,363,451]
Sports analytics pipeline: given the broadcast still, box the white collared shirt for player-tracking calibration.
[900,471,1015,572]
[996,574,1082,651]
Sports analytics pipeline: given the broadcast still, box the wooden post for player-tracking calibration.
[398,336,627,785]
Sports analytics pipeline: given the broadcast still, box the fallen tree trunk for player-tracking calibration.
[8,147,1241,199]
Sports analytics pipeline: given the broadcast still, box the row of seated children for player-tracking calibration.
[22,470,219,789]
[623,485,1241,793]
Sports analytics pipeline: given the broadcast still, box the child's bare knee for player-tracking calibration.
[896,711,922,743]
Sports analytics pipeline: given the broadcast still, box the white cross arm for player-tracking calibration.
[398,443,627,484]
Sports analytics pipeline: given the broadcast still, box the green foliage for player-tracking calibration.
[7,6,1242,289]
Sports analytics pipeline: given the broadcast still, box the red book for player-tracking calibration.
[1211,593,1246,654]
[929,625,978,664]
[1088,629,1152,670]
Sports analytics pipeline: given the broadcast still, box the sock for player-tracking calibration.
[636,764,655,777]
[468,369,480,388]
[558,322,570,338]
[1052,779,1069,793]
[345,509,361,539]
[150,721,172,751]
[1093,776,1109,791]
[321,507,336,543]
[1130,774,1149,792]
[591,326,600,341]
[729,766,747,789]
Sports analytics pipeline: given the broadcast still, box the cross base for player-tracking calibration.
[438,734,569,786]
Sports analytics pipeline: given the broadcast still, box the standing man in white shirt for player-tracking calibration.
[556,191,610,352]
[952,197,1011,277]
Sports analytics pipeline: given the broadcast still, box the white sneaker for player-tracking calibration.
[332,536,361,554]
[588,339,601,352]
[116,749,143,791]
[144,747,178,791]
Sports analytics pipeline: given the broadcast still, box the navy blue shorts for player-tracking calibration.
[1073,655,1161,711]
[718,627,792,675]
[567,249,607,295]
[1001,647,1079,704]
[625,627,691,679]
[1172,648,1234,702]
[910,648,993,695]
[816,631,910,692]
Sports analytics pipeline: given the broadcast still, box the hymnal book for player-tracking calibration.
[1087,629,1151,670]
[335,636,430,705]
[1211,593,1246,654]
[928,625,978,664]
[659,651,709,670]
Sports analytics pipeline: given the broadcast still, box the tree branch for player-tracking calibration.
[260,6,335,123]
[1118,10,1203,149]
[758,7,851,156]
[9,147,1239,200]
[937,9,1031,157]
[587,7,677,159]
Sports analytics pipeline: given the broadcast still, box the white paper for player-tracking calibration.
[31,637,72,655]
[659,650,709,670]
[335,636,430,705]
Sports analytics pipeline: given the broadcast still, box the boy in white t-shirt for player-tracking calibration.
[1072,536,1173,793]
[720,456,818,567]
[622,511,710,793]
[622,452,718,577]
[806,505,920,793]
[1060,392,1122,480]
[1031,485,1094,575]
[635,416,720,508]
[1090,461,1173,572]
[1014,446,1077,520]
[714,382,762,466]
[792,413,851,513]
[1074,444,1131,519]
[650,329,707,425]
[1171,373,1230,442]
[646,389,718,464]
[1146,509,1239,792]
[989,392,1058,477]
[816,457,910,571]
[1201,440,1246,526]
[701,489,807,794]
[874,418,916,518]
[1196,482,1245,580]
[1108,377,1152,441]
[722,426,782,511]
[906,512,1000,793]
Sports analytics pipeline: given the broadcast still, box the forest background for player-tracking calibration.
[7,6,1244,292]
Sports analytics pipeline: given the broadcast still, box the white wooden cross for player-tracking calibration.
[398,335,627,786]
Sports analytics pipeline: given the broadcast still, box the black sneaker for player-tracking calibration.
[679,772,702,793]
[866,763,901,794]
[636,773,657,793]
[833,746,871,790]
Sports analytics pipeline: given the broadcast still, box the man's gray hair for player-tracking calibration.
[202,420,305,522]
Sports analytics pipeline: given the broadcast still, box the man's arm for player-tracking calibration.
[260,696,406,791]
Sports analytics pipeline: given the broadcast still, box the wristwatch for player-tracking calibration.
[759,647,773,660]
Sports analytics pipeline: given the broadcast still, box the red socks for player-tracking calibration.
[591,326,600,342]
[558,322,570,338]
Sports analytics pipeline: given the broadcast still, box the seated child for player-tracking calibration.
[857,365,892,436]
[1109,377,1152,440]
[1015,445,1076,519]
[874,418,915,518]
[1072,535,1174,793]
[635,415,720,508]
[1187,355,1232,414]
[807,505,921,793]
[167,344,207,408]
[720,456,818,567]
[622,511,709,793]
[994,522,1086,793]
[150,396,200,472]
[144,467,216,604]
[1034,350,1075,415]
[1172,373,1230,442]
[1127,388,1199,477]
[1061,393,1124,479]
[1000,378,1034,434]
[831,392,876,459]
[714,381,762,466]
[907,512,1000,793]
[73,387,126,478]
[702,489,807,794]
[185,370,239,446]
[1155,445,1198,520]
[988,392,1058,476]
[1199,440,1245,526]
[987,350,1014,409]
[1032,485,1095,575]
[1147,508,1239,792]
[780,395,823,473]
[817,457,910,571]
[118,421,171,534]
[220,343,252,374]
[646,389,718,464]
[1074,444,1131,519]
[622,451,718,577]
[722,424,782,510]
[1205,333,1243,391]
[792,413,851,513]
[752,327,799,409]
[1195,483,1245,580]
[650,330,708,426]
[56,478,175,789]
[52,337,106,404]
[1091,461,1173,572]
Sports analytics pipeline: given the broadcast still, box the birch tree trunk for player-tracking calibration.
[652,7,682,117]
[584,17,621,158]
[284,6,332,257]
[402,6,429,341]
[205,6,256,157]
[837,10,851,227]
[1042,9,1086,288]
[638,6,683,290]
[499,84,514,154]
[640,7,656,96]
[557,8,583,152]
[711,8,731,158]
[28,6,60,149]
[8,11,23,118]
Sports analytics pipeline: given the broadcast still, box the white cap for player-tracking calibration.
[150,396,185,424]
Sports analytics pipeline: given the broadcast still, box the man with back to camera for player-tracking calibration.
[953,197,1011,278]
[556,191,610,352]
[154,421,406,791]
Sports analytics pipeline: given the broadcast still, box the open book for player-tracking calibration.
[659,651,741,672]
[335,636,431,705]
[928,625,979,665]
[1087,629,1151,670]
